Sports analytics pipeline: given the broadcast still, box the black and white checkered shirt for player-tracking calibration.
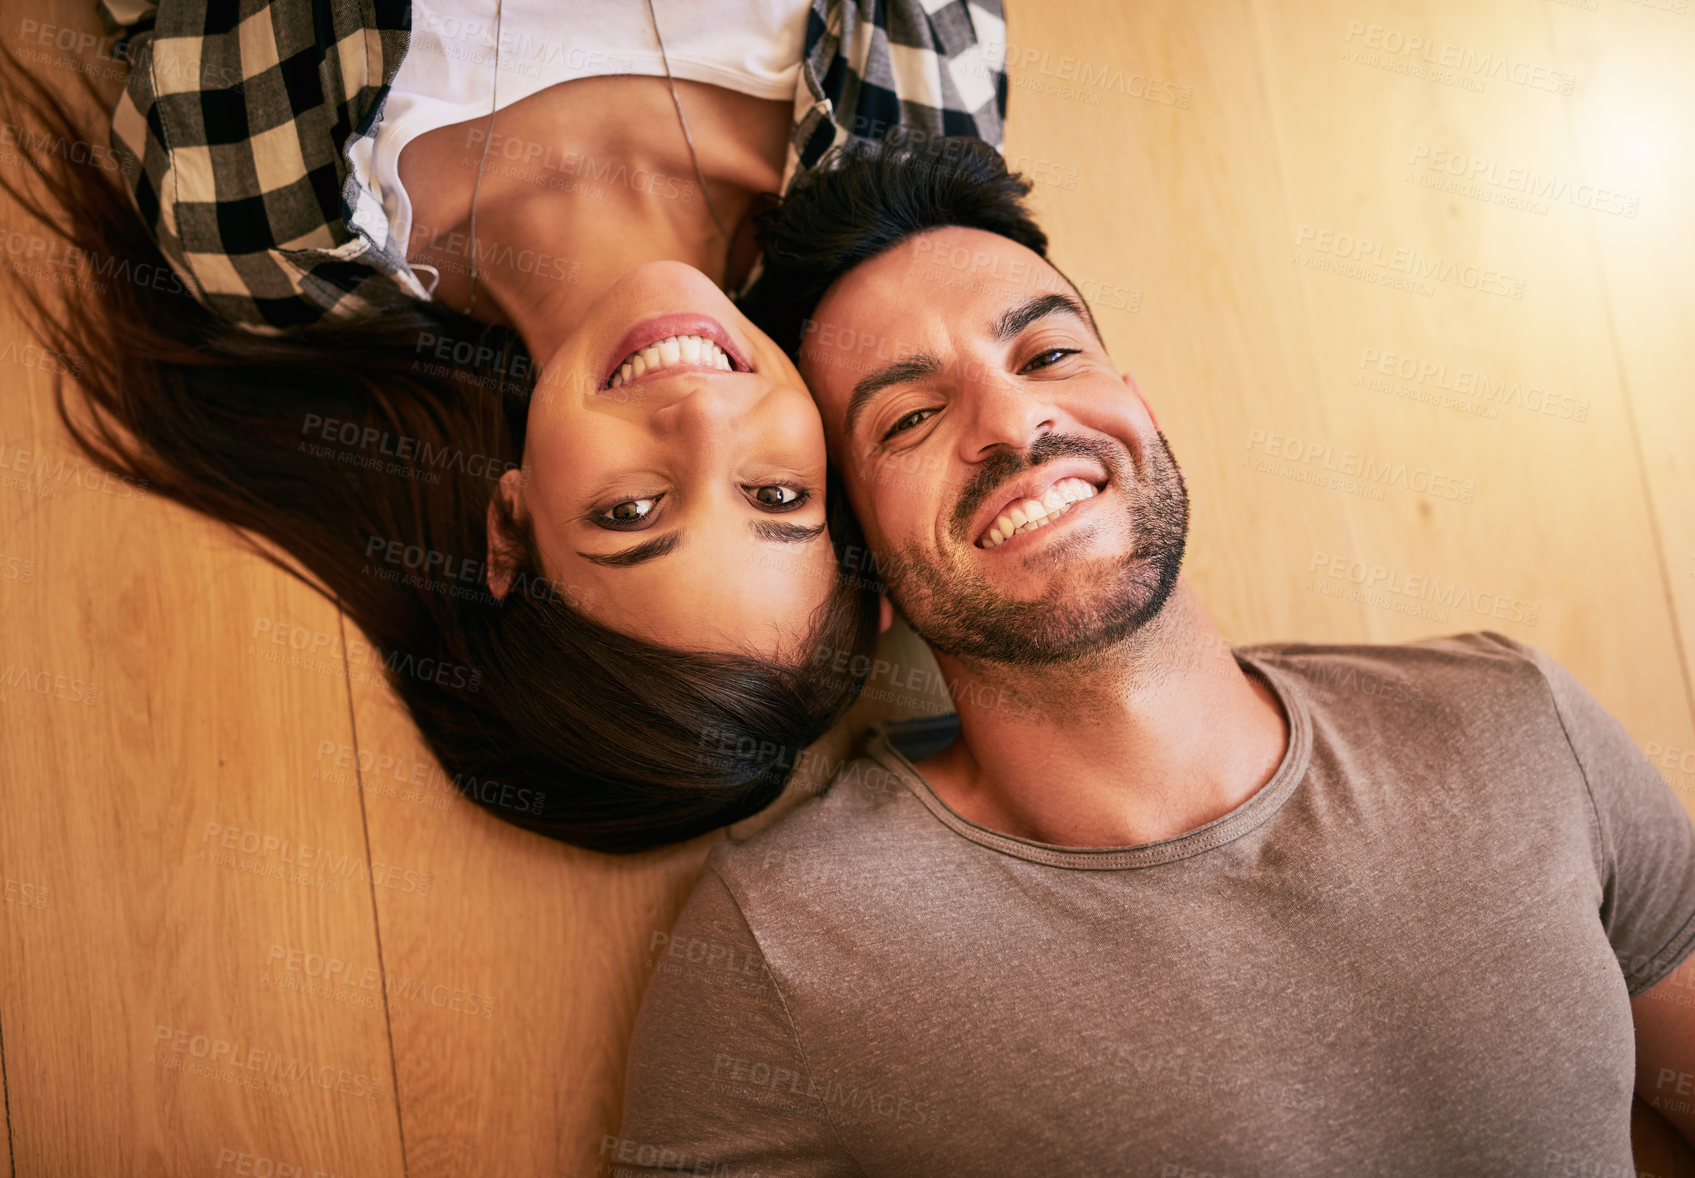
[100,0,1009,332]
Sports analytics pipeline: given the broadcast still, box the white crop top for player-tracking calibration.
[352,0,813,287]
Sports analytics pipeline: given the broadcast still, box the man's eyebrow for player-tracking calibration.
[574,531,682,567]
[993,292,1092,342]
[750,520,827,544]
[844,352,944,439]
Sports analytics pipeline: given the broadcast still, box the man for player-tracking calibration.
[613,137,1695,1177]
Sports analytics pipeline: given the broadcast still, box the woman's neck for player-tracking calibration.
[399,75,790,359]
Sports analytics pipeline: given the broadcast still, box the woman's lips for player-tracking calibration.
[600,313,752,390]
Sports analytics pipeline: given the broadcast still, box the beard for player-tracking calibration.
[879,430,1189,667]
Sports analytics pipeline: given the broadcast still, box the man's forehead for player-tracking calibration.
[798,229,1068,377]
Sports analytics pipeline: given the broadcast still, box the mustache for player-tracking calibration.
[948,433,1127,543]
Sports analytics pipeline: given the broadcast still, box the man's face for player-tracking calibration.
[798,226,1189,666]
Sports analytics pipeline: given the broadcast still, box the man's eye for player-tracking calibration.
[882,407,937,442]
[749,484,810,510]
[592,496,660,528]
[1023,347,1080,373]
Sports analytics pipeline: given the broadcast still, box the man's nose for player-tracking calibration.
[957,366,1057,461]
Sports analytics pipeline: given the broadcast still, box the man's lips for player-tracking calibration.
[971,463,1109,549]
[599,313,752,390]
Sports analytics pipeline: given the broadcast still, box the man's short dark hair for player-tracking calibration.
[744,135,1056,357]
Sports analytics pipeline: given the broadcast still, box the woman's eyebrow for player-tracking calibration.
[575,531,683,567]
[750,520,827,543]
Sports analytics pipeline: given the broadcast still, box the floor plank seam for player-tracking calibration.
[336,608,412,1178]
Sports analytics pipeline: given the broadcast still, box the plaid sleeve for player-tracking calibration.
[107,0,413,331]
[792,0,1007,177]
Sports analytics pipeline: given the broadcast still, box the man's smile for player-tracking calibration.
[972,466,1109,549]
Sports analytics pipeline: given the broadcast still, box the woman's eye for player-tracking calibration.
[1022,347,1080,373]
[593,496,660,527]
[749,484,810,510]
[883,407,937,442]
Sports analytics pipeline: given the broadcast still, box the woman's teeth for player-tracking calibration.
[979,478,1099,548]
[608,334,733,388]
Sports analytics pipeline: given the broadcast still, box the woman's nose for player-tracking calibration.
[650,377,748,441]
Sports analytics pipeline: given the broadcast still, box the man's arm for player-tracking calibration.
[1633,948,1695,1148]
[616,865,861,1176]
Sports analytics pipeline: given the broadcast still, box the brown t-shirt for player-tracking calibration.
[614,633,1695,1178]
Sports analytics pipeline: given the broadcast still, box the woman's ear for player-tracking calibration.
[485,467,527,601]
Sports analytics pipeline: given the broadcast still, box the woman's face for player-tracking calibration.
[497,261,838,659]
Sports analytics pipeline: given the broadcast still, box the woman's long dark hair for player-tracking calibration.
[0,55,880,854]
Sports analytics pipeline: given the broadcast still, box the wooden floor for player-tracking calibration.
[2,0,1692,1174]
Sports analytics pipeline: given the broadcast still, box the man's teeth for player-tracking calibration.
[980,478,1099,548]
[608,335,733,388]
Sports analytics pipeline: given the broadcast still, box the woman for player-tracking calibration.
[0,0,1006,851]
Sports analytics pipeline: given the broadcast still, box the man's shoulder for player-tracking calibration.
[1246,629,1548,690]
[1244,629,1567,730]
[705,719,954,900]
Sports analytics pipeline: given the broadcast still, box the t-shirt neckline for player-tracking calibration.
[861,649,1314,870]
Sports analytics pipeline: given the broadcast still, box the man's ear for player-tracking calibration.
[1122,371,1160,431]
[878,593,894,635]
[485,467,527,601]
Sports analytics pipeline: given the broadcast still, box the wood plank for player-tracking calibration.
[338,669,708,1176]
[0,363,409,1177]
[0,9,410,1158]
[1238,0,1695,792]
[1544,0,1695,800]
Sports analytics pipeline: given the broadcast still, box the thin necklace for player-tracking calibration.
[465,0,731,317]
[643,0,733,246]
[466,0,502,316]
